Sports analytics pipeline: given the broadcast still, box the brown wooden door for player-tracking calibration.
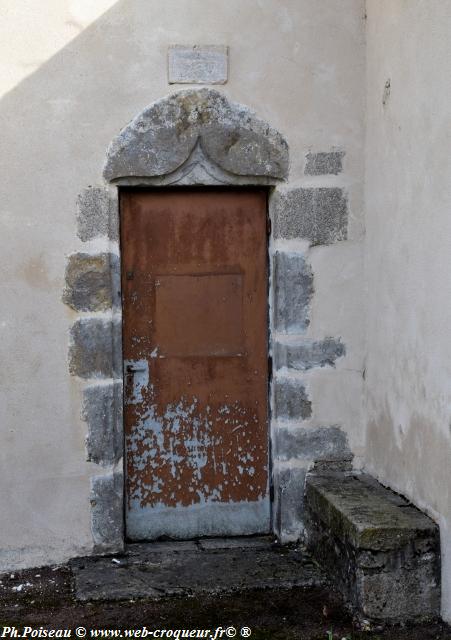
[121,189,269,540]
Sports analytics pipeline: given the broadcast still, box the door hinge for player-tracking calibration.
[266,217,272,236]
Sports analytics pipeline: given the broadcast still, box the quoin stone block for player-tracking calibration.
[63,252,120,312]
[274,337,345,371]
[305,151,344,175]
[305,473,441,623]
[274,377,311,420]
[76,187,117,242]
[69,317,122,379]
[168,45,228,84]
[273,467,307,542]
[272,187,348,245]
[273,252,314,333]
[82,382,123,466]
[276,425,351,463]
[90,472,124,553]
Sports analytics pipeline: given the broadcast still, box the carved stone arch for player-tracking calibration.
[70,89,289,554]
[104,88,289,186]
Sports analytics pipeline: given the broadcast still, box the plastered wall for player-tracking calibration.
[364,1,451,622]
[0,0,365,568]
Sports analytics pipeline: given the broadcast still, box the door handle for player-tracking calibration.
[124,360,149,405]
[125,361,149,376]
[126,364,143,373]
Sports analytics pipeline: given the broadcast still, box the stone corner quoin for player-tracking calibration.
[90,471,124,553]
[76,186,118,242]
[274,338,346,372]
[68,317,122,380]
[271,186,348,246]
[63,252,120,313]
[273,251,314,334]
[304,150,345,176]
[83,381,123,467]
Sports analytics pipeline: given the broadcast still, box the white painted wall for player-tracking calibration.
[0,0,365,568]
[364,1,451,622]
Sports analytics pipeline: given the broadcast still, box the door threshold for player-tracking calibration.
[126,535,277,554]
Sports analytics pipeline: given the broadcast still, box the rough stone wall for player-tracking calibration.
[0,0,365,568]
[364,2,451,623]
[304,473,441,622]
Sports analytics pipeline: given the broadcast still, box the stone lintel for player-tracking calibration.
[104,89,289,181]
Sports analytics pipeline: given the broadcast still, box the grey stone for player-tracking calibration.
[306,473,438,551]
[273,252,314,333]
[128,541,200,556]
[68,317,122,379]
[273,467,307,542]
[272,187,348,245]
[304,151,344,175]
[312,458,353,473]
[276,426,351,463]
[168,45,228,85]
[274,378,311,420]
[72,537,326,601]
[104,89,289,181]
[117,140,279,188]
[274,337,345,371]
[304,472,441,622]
[198,537,270,551]
[82,382,123,466]
[90,472,124,554]
[63,252,120,312]
[76,187,117,242]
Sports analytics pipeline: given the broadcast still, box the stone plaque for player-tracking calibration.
[168,45,228,84]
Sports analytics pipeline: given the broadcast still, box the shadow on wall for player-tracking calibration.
[0,0,202,566]
[0,0,186,214]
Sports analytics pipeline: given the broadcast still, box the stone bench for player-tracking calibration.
[304,472,440,623]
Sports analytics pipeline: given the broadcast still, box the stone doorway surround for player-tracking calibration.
[63,88,349,554]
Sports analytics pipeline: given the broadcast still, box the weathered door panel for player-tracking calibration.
[121,189,269,540]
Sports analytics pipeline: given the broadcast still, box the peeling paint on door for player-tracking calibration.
[121,189,269,540]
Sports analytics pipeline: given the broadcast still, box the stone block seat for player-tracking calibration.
[304,472,440,623]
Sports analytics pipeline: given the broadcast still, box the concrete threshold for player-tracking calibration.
[71,536,326,602]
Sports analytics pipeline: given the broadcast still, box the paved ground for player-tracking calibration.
[71,537,325,601]
[0,538,450,640]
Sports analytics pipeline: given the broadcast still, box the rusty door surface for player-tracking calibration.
[121,189,269,540]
